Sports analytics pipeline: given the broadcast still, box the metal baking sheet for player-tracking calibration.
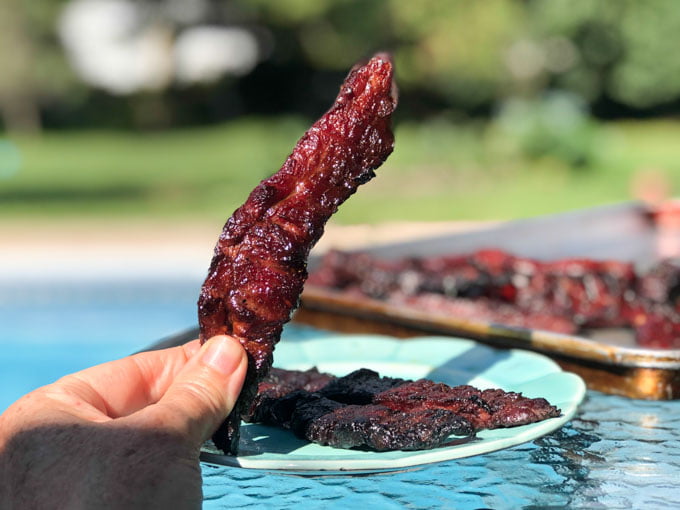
[296,201,680,400]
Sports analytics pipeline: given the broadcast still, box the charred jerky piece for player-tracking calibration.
[244,368,400,423]
[308,249,637,333]
[261,367,336,394]
[637,259,680,311]
[246,376,475,450]
[248,387,458,452]
[246,367,560,451]
[626,259,680,348]
[267,389,473,451]
[303,402,474,451]
[245,368,335,424]
[628,302,680,349]
[477,387,562,427]
[319,368,406,404]
[198,54,397,453]
[390,292,578,334]
[374,380,561,430]
[250,390,339,431]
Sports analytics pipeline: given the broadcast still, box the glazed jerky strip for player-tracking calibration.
[321,368,560,430]
[310,249,680,347]
[198,54,397,454]
[308,248,634,328]
[247,369,474,451]
[245,368,560,451]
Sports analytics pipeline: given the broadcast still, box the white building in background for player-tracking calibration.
[58,0,261,94]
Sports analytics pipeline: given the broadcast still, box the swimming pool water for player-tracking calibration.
[0,279,201,411]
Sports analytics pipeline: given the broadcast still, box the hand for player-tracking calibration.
[0,335,247,510]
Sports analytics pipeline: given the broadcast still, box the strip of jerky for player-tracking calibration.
[197,54,397,454]
[299,399,474,451]
[373,379,561,430]
[248,368,561,431]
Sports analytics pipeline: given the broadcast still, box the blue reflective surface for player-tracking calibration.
[2,280,679,508]
[0,279,199,411]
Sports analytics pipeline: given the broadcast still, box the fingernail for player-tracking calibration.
[201,336,244,375]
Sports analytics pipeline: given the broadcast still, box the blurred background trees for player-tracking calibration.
[1,0,679,222]
[5,0,680,132]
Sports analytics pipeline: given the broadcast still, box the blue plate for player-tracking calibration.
[201,334,585,473]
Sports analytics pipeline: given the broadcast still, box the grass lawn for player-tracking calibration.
[2,118,679,225]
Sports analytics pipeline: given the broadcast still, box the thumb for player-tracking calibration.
[141,335,248,447]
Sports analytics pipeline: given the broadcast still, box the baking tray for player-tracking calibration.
[294,201,680,400]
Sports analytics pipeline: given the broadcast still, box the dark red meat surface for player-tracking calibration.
[244,367,560,451]
[304,403,473,451]
[374,380,560,430]
[308,249,680,348]
[198,54,397,453]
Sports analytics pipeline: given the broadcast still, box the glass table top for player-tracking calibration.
[200,325,680,509]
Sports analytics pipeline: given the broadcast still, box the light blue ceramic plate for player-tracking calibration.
[201,334,586,473]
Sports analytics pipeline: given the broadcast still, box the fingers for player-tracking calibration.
[135,335,247,447]
[40,335,247,449]
[55,340,202,419]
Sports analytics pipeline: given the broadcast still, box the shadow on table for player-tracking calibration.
[425,343,512,385]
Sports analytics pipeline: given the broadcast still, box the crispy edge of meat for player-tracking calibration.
[197,54,397,454]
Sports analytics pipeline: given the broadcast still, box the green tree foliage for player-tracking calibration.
[527,0,680,109]
[0,0,78,132]
[241,0,680,114]
[241,0,524,110]
[4,0,680,132]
